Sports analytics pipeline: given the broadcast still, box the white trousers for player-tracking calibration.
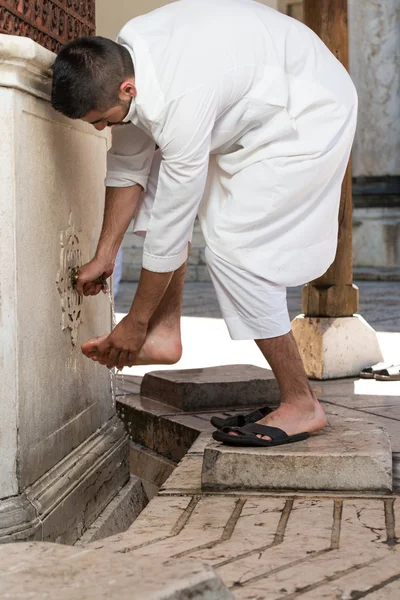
[133,150,291,341]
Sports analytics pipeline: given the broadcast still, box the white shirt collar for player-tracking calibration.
[122,97,137,123]
[122,45,138,124]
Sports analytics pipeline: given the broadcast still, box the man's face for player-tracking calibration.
[83,78,136,131]
[83,100,131,131]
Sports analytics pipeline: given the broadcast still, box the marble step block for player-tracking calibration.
[202,417,392,492]
[0,542,234,600]
[141,364,280,411]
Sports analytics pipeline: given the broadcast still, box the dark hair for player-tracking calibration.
[51,36,134,119]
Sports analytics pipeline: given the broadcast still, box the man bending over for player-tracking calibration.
[51,0,357,446]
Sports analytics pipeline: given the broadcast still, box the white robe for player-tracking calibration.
[105,0,357,286]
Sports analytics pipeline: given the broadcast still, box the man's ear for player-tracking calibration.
[119,79,137,100]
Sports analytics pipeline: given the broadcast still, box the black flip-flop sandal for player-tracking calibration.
[210,406,273,431]
[374,365,400,381]
[212,423,309,447]
[359,362,388,379]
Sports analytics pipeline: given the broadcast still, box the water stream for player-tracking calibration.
[106,287,125,406]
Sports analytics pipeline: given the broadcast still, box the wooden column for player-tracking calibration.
[302,0,359,317]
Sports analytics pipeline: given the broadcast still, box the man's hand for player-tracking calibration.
[75,258,114,296]
[81,266,179,369]
[81,315,147,369]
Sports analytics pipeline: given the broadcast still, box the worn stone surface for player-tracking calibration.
[130,442,176,488]
[202,417,392,492]
[76,476,148,545]
[5,373,395,598]
[33,418,129,545]
[0,543,234,600]
[292,314,384,379]
[90,493,399,600]
[117,394,199,461]
[161,455,203,494]
[141,365,280,411]
[110,282,400,597]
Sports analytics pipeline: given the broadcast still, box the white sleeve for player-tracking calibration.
[142,86,216,273]
[105,122,156,190]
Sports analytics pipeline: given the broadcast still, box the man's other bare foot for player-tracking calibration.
[135,324,182,365]
[230,395,326,440]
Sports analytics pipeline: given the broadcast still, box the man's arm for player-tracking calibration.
[76,121,155,296]
[76,185,142,296]
[97,185,141,265]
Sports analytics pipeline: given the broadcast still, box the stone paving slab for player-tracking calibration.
[88,492,399,600]
[202,417,392,492]
[140,365,280,411]
[0,542,234,600]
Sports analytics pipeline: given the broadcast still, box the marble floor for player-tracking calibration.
[111,370,400,600]
[111,279,400,599]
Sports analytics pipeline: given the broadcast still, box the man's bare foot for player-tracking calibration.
[135,324,182,365]
[81,335,108,361]
[230,396,326,440]
[81,324,182,366]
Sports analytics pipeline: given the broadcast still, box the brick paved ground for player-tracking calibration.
[112,279,400,599]
[109,369,400,600]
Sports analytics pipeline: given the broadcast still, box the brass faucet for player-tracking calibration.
[70,267,108,291]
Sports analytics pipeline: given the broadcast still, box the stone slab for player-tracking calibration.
[94,492,399,600]
[130,442,176,487]
[141,364,280,411]
[161,455,203,494]
[117,395,199,461]
[0,543,234,600]
[76,476,148,545]
[202,416,392,492]
[292,314,384,379]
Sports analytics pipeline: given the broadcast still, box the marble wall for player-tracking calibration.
[0,35,129,542]
[348,0,400,177]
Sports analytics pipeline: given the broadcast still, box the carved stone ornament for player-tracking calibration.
[0,0,95,53]
[56,213,83,346]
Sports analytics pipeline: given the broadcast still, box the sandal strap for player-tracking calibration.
[361,362,388,374]
[381,365,400,376]
[241,424,288,440]
[245,406,272,422]
[222,414,247,427]
[219,406,272,428]
[222,423,288,441]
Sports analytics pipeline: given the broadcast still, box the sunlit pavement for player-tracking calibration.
[115,280,400,384]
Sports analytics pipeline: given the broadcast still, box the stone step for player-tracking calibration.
[116,394,200,461]
[202,416,392,492]
[75,476,148,545]
[141,364,280,411]
[0,542,234,600]
[130,442,177,500]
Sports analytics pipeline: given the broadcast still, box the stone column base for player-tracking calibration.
[0,416,129,544]
[291,314,383,380]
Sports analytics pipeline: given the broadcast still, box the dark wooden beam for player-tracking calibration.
[302,0,359,317]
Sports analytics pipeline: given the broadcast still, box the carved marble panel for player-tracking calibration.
[56,213,83,346]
